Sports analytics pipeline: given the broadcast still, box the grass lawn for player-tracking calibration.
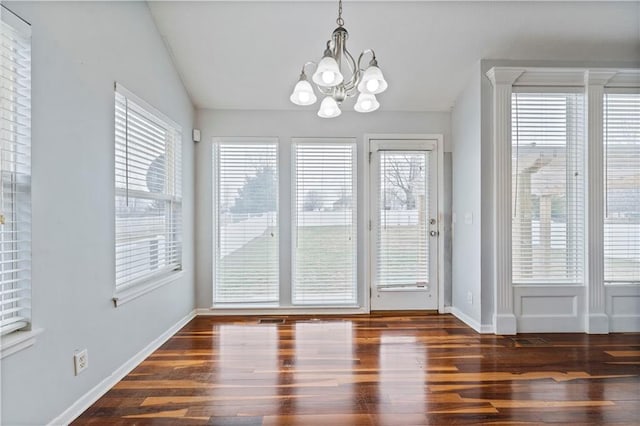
[216,225,429,303]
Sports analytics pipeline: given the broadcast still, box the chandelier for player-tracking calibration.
[289,0,388,118]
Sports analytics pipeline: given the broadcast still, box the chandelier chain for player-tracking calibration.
[336,0,344,26]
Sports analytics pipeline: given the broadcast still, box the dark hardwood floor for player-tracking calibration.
[73,314,640,425]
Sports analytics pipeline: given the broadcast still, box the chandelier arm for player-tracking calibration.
[341,48,359,91]
[356,49,377,73]
[316,85,334,96]
[345,85,360,98]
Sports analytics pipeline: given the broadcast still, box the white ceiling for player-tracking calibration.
[148,1,640,112]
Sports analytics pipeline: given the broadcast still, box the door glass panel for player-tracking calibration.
[376,151,429,288]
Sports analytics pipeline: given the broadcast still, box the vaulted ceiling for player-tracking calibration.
[148,1,640,112]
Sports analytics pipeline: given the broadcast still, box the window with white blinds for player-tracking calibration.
[511,92,585,284]
[213,140,279,304]
[376,151,429,288]
[115,84,182,291]
[292,140,357,305]
[0,11,31,336]
[604,93,640,283]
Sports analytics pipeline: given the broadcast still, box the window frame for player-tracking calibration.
[510,89,586,285]
[291,138,358,306]
[487,66,640,334]
[211,137,280,306]
[112,83,183,306]
[0,5,40,358]
[603,90,640,285]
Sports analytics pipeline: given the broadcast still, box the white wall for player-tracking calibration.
[451,63,483,328]
[195,109,451,310]
[1,2,195,424]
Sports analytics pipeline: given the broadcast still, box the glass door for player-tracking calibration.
[370,140,438,310]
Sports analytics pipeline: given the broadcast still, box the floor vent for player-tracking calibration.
[258,318,286,324]
[511,337,550,347]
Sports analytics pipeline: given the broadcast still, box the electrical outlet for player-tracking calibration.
[74,349,88,375]
[467,291,473,305]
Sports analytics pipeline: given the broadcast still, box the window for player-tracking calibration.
[292,139,357,305]
[114,84,182,293]
[213,139,279,304]
[0,11,31,336]
[604,93,640,283]
[376,150,430,288]
[511,92,585,284]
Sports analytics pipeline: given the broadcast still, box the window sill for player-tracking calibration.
[377,286,429,292]
[113,271,184,307]
[1,328,43,359]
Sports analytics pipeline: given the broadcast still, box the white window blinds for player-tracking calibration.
[376,151,429,288]
[604,93,640,283]
[115,85,182,291]
[292,140,357,305]
[213,140,279,304]
[0,11,30,336]
[511,92,585,284]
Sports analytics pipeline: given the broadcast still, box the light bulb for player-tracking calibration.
[312,56,343,87]
[366,79,380,93]
[354,93,379,113]
[318,96,341,118]
[290,79,317,106]
[357,65,388,94]
[322,71,335,84]
[298,91,310,103]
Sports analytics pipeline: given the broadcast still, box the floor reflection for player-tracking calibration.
[378,332,426,414]
[215,324,280,416]
[292,320,357,415]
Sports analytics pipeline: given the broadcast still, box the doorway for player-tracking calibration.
[369,138,440,310]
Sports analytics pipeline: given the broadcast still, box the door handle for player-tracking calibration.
[430,230,439,237]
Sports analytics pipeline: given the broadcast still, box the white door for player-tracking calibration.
[370,140,439,310]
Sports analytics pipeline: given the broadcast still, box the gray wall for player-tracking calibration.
[451,63,483,324]
[1,2,195,424]
[194,109,452,310]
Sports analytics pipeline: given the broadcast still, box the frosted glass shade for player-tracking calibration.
[354,93,380,113]
[357,65,388,95]
[317,96,342,118]
[290,80,317,106]
[312,56,344,87]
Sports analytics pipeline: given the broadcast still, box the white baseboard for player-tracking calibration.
[450,307,493,334]
[195,307,369,316]
[48,309,196,426]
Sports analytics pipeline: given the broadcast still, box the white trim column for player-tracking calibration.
[487,68,524,335]
[585,70,616,334]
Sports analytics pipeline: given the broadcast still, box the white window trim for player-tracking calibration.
[211,137,280,306]
[114,83,181,130]
[487,66,640,335]
[602,91,640,286]
[291,138,358,306]
[364,134,445,313]
[1,6,35,353]
[113,270,184,307]
[1,328,43,359]
[113,83,183,305]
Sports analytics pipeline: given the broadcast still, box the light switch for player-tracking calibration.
[464,212,473,225]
